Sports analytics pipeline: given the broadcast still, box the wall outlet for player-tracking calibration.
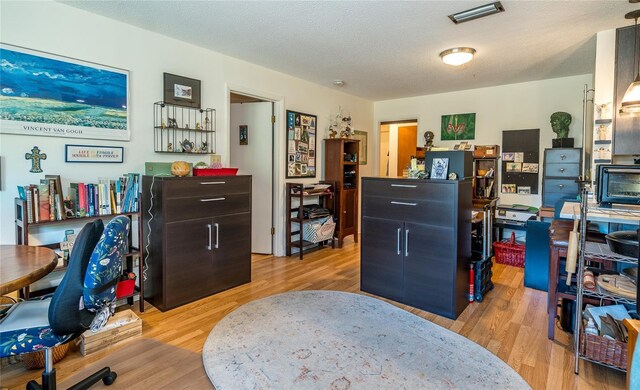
[209,154,222,165]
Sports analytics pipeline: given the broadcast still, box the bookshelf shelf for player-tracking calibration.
[14,178,145,312]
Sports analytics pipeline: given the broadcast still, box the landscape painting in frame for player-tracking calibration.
[0,44,130,140]
[441,113,476,141]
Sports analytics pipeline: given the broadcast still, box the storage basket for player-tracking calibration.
[493,232,525,268]
[580,328,627,369]
[293,217,336,243]
[22,343,69,370]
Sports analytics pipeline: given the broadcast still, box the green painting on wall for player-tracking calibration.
[441,113,476,140]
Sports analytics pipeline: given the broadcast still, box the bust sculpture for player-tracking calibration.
[550,112,571,139]
[550,111,574,148]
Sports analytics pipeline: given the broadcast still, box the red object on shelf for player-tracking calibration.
[468,264,475,302]
[116,279,136,298]
[193,168,239,176]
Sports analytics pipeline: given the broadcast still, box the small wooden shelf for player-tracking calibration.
[15,197,145,312]
[285,182,336,259]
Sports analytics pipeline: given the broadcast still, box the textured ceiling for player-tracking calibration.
[60,1,639,101]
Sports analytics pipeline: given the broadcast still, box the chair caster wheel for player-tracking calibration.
[103,372,117,386]
[26,380,42,390]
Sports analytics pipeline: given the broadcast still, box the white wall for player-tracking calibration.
[374,74,593,207]
[0,1,373,255]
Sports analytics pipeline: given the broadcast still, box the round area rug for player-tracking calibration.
[203,291,531,389]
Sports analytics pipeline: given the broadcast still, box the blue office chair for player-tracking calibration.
[0,216,130,390]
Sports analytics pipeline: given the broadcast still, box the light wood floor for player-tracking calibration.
[0,239,627,389]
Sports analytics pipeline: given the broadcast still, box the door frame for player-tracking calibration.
[376,118,419,177]
[226,83,285,256]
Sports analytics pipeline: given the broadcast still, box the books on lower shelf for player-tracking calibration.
[18,173,140,223]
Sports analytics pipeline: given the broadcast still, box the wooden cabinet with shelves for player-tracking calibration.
[14,198,144,312]
[153,101,216,154]
[285,182,335,259]
[142,175,251,311]
[324,138,359,247]
[472,157,499,207]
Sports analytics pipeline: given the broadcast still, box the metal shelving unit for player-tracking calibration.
[573,185,638,374]
[153,101,216,154]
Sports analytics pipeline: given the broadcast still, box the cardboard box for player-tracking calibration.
[80,309,142,356]
[474,145,500,158]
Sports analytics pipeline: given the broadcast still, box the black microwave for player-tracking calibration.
[596,164,640,207]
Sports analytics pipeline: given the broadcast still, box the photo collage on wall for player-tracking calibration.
[286,110,317,178]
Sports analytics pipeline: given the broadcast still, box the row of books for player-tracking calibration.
[19,174,140,223]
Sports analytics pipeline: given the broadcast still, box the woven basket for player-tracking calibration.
[493,232,525,268]
[580,329,627,369]
[22,343,69,370]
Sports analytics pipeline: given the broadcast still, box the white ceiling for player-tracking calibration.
[60,1,639,101]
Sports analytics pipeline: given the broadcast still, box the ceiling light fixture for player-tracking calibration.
[620,10,640,114]
[439,47,476,66]
[448,2,505,24]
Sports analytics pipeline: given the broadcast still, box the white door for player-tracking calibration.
[230,101,273,254]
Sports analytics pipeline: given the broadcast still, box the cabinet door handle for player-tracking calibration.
[207,224,212,250]
[200,181,226,185]
[560,154,567,160]
[405,229,410,257]
[558,184,565,189]
[214,223,219,249]
[391,184,417,188]
[390,201,417,206]
[559,168,565,172]
[200,197,226,202]
[397,228,401,255]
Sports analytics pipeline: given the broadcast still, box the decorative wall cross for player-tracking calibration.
[25,146,47,173]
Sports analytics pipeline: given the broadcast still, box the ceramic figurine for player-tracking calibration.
[329,126,337,139]
[196,122,201,130]
[180,139,194,153]
[200,142,208,152]
[168,117,178,128]
[161,120,167,129]
[167,143,173,152]
[205,116,210,129]
[185,123,189,129]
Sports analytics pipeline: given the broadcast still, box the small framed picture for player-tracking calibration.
[506,162,522,172]
[501,184,517,193]
[517,186,531,195]
[239,125,248,145]
[163,73,201,108]
[430,158,449,180]
[502,152,515,161]
[522,163,539,173]
[514,152,524,163]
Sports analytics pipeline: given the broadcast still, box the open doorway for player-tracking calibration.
[229,92,275,254]
[378,120,418,177]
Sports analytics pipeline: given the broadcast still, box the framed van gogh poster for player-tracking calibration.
[0,43,130,141]
[286,110,317,178]
[441,113,475,141]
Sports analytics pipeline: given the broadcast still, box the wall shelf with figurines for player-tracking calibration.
[153,102,216,154]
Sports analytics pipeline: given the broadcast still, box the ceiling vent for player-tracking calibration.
[448,2,505,24]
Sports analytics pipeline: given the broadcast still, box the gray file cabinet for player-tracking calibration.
[542,148,581,208]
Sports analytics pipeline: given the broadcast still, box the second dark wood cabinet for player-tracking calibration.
[361,177,471,319]
[142,175,251,311]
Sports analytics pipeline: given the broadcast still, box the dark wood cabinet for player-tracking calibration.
[360,177,471,319]
[324,138,359,247]
[614,25,640,155]
[142,175,251,311]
